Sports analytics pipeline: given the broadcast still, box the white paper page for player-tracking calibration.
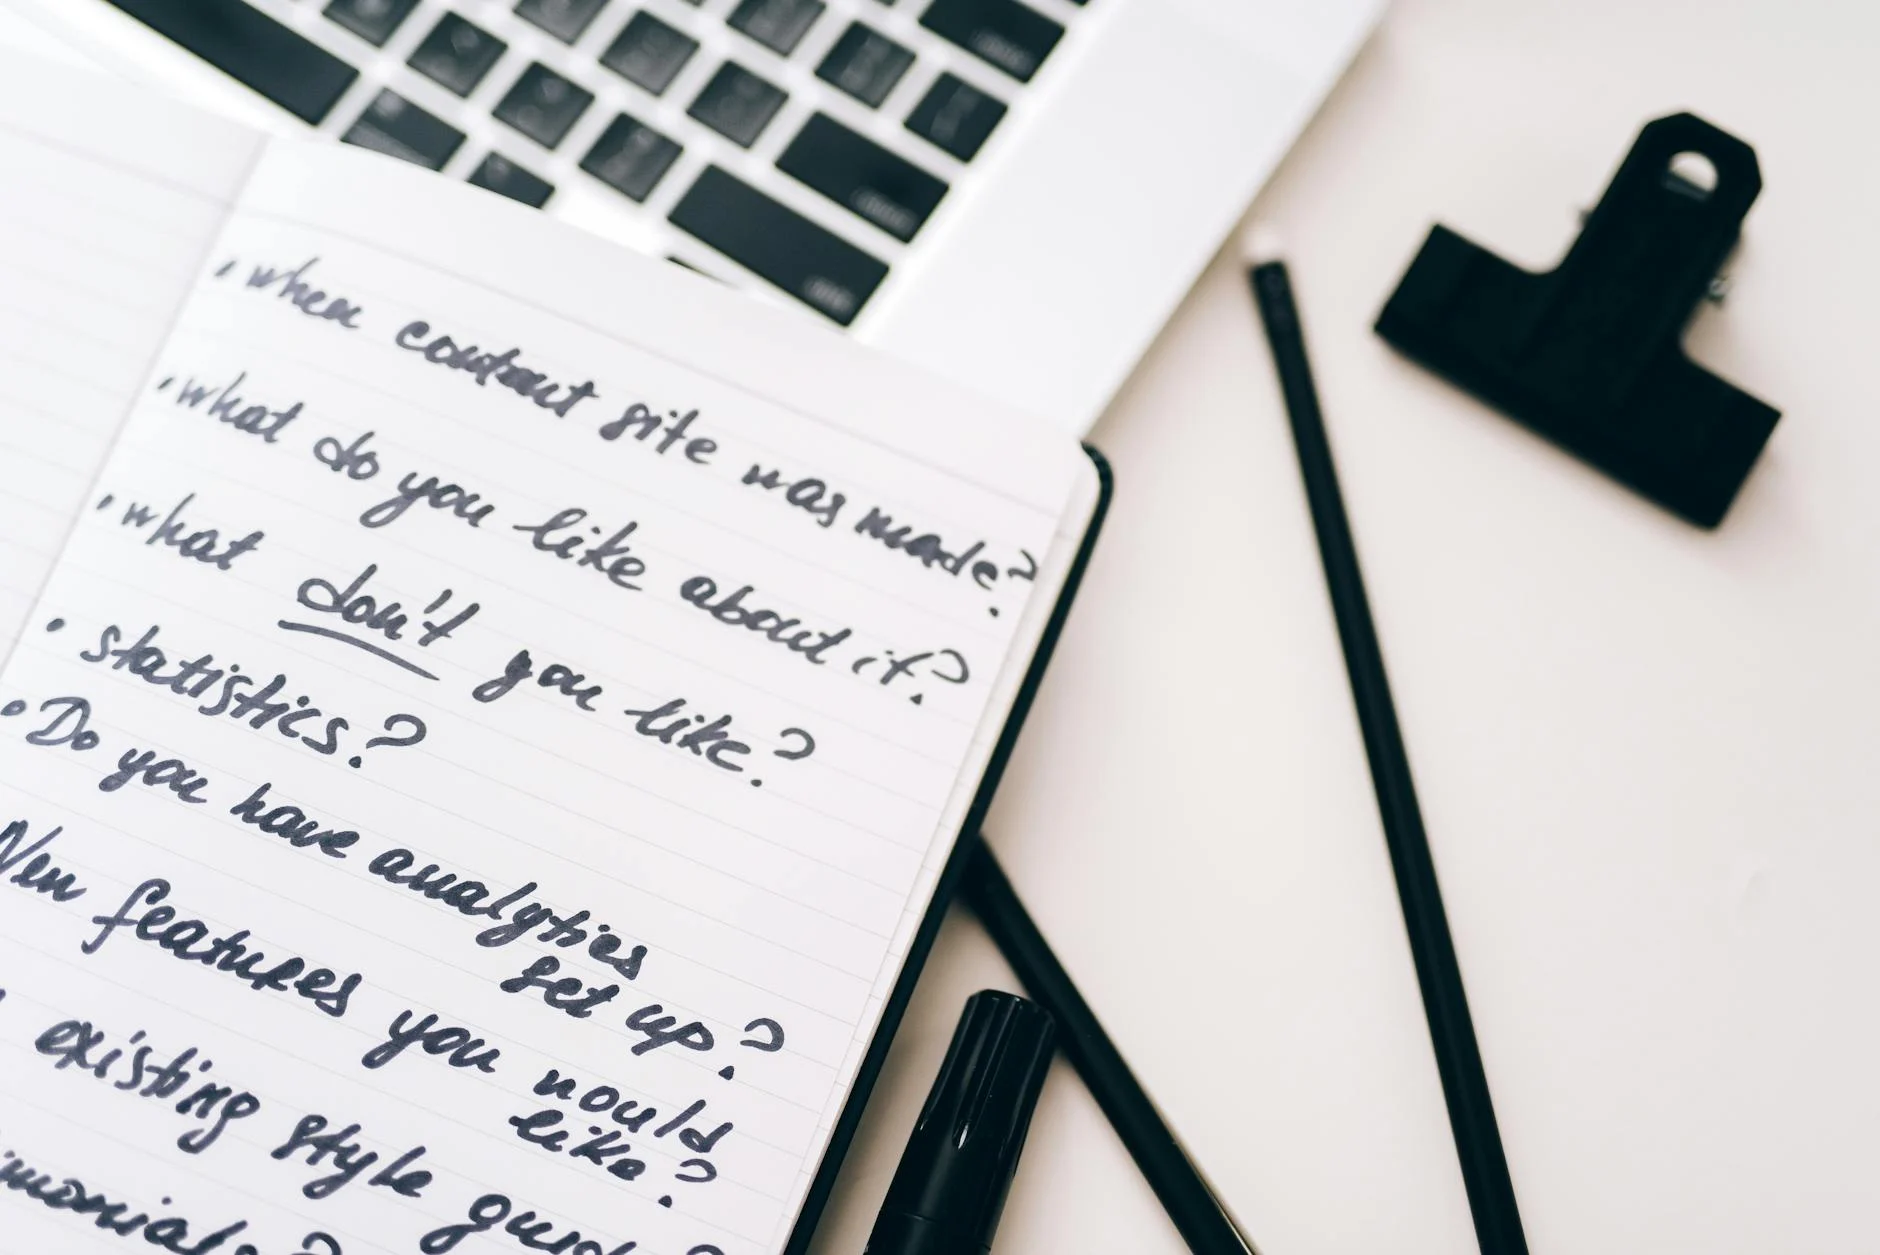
[0,53,260,657]
[0,135,1086,1255]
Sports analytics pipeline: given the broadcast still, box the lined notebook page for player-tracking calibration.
[0,55,260,659]
[0,128,1087,1255]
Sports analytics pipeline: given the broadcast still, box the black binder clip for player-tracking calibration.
[1376,113,1779,527]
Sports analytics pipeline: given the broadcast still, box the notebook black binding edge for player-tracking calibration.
[781,443,1113,1255]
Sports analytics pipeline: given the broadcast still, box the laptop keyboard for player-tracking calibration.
[102,0,1089,329]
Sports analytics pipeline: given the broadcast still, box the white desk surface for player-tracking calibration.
[811,1,1880,1252]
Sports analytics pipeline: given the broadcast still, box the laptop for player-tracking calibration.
[4,0,1380,433]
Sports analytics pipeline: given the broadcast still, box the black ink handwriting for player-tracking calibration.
[78,620,423,766]
[618,696,751,773]
[97,747,211,804]
[360,1008,501,1074]
[739,463,844,528]
[270,1113,429,1200]
[108,492,264,571]
[677,577,851,664]
[0,818,85,902]
[359,473,497,531]
[597,403,716,463]
[240,256,364,328]
[0,1147,256,1249]
[471,648,602,710]
[511,508,647,591]
[498,954,619,1020]
[82,878,362,1017]
[22,696,100,753]
[419,1192,663,1255]
[160,369,302,443]
[854,507,994,581]
[229,782,359,859]
[364,847,646,982]
[394,320,598,417]
[34,1017,260,1154]
[283,564,478,680]
[312,429,381,481]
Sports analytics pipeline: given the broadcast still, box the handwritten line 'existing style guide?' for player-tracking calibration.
[0,94,1090,1255]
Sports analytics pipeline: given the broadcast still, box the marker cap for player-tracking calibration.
[865,989,1056,1255]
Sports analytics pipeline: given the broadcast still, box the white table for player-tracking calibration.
[811,1,1880,1251]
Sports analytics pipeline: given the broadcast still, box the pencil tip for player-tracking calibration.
[1239,221,1285,268]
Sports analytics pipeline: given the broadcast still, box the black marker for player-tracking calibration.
[865,990,1053,1255]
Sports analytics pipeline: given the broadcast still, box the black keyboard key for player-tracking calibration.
[778,113,946,242]
[494,62,595,149]
[919,0,1062,83]
[815,22,913,108]
[323,0,419,47]
[515,0,610,43]
[408,13,507,97]
[670,166,887,326]
[904,72,1006,161]
[468,152,556,207]
[342,90,466,170]
[687,62,786,148]
[600,11,699,97]
[727,0,825,57]
[580,113,683,202]
[103,0,358,124]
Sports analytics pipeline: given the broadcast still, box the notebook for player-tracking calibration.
[0,48,1105,1255]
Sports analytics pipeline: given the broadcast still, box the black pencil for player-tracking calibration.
[962,839,1255,1255]
[1244,243,1530,1255]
